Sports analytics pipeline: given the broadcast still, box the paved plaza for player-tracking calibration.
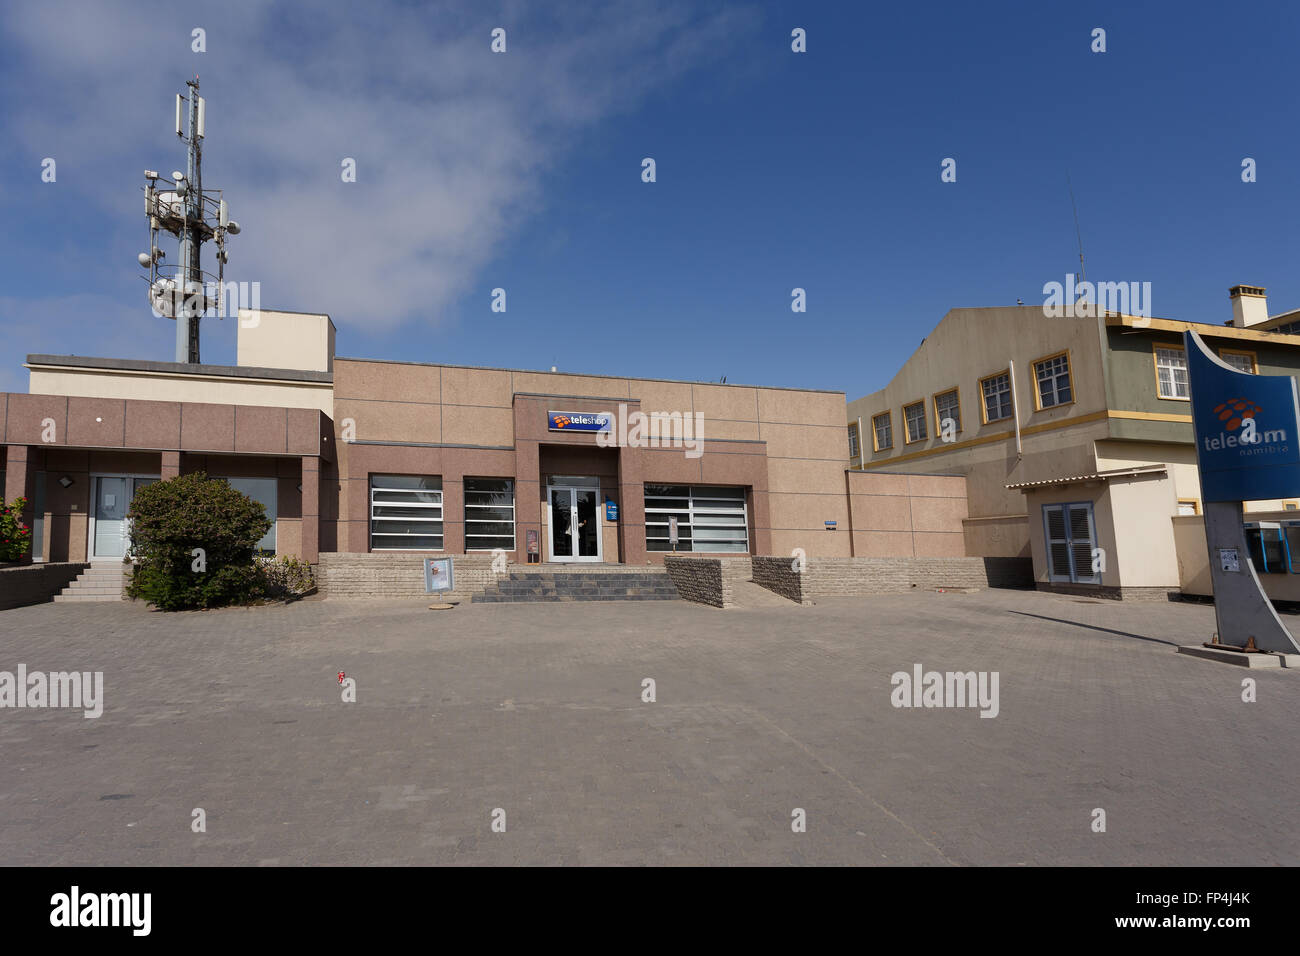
[1,588,1297,866]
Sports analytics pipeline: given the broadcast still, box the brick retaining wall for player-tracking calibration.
[0,562,90,610]
[316,553,499,602]
[663,556,753,608]
[750,555,1033,603]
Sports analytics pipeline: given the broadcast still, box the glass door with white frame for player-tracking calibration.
[547,485,602,562]
[90,475,158,560]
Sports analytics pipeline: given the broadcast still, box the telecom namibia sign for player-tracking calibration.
[1186,330,1300,502]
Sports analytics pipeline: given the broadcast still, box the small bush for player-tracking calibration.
[258,555,316,599]
[126,472,271,610]
[0,497,33,562]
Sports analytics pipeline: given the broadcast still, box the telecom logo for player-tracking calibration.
[1213,397,1261,431]
[1203,397,1288,456]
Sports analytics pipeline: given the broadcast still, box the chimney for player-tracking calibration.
[1229,285,1268,328]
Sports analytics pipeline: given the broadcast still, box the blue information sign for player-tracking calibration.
[1186,330,1300,502]
[548,411,612,433]
[605,499,618,521]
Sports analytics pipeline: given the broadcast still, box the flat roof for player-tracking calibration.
[334,356,844,395]
[26,354,333,384]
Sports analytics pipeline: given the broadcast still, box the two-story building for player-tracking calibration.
[847,285,1300,599]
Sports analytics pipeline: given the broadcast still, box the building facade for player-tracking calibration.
[846,286,1300,598]
[2,309,864,571]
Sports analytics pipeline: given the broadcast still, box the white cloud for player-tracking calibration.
[1,0,758,347]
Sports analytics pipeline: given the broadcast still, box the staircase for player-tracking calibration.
[53,562,126,603]
[473,568,681,603]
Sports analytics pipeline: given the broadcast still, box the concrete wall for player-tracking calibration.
[28,364,332,415]
[237,310,335,373]
[845,471,968,557]
[0,562,88,610]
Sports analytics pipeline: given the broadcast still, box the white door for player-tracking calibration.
[546,486,602,562]
[89,474,158,560]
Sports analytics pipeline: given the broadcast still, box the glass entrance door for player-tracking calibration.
[90,475,158,560]
[547,486,602,562]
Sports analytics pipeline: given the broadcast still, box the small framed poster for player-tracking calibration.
[424,556,455,593]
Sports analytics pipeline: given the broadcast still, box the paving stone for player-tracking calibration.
[0,589,1296,865]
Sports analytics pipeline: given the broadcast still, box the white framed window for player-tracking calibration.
[1219,350,1256,374]
[370,474,443,550]
[644,484,748,553]
[1034,353,1073,408]
[934,388,961,434]
[847,424,860,459]
[1154,346,1190,399]
[464,478,515,551]
[981,371,1013,423]
[903,401,928,443]
[1043,502,1099,584]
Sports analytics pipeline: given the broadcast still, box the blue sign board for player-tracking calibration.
[605,499,618,521]
[1186,330,1300,502]
[548,411,612,433]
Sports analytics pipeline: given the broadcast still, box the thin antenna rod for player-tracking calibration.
[1067,171,1086,287]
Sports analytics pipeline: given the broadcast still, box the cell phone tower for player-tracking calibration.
[137,77,241,364]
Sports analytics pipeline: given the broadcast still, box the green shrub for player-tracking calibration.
[125,472,272,610]
[258,554,316,599]
[0,497,33,562]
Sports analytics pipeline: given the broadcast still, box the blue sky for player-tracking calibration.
[2,0,1298,398]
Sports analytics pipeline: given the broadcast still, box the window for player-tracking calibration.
[933,388,961,436]
[1043,502,1099,584]
[1177,499,1200,516]
[226,477,278,553]
[847,423,860,459]
[464,478,515,551]
[980,371,1013,423]
[1033,352,1073,409]
[1287,502,1300,512]
[1219,349,1257,374]
[1154,346,1189,400]
[370,474,443,550]
[872,412,892,451]
[644,484,748,553]
[903,401,927,443]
